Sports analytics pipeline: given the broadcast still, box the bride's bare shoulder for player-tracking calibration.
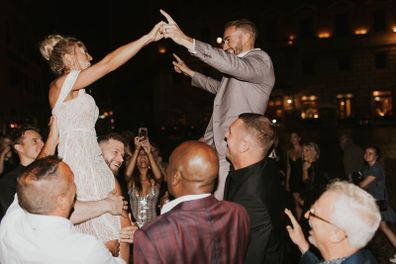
[48,75,67,108]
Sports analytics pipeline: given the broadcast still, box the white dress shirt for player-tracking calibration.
[0,198,125,264]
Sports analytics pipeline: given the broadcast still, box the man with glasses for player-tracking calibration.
[160,10,275,200]
[285,181,380,263]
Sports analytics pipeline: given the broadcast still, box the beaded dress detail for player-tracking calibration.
[52,70,120,242]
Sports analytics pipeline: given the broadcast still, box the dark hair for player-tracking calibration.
[238,113,276,157]
[133,149,154,193]
[225,19,258,42]
[17,156,66,214]
[365,145,381,159]
[12,125,40,146]
[98,132,128,147]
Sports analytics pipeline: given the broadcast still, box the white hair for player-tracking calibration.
[327,181,381,248]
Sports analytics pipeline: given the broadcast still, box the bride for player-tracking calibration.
[39,21,164,261]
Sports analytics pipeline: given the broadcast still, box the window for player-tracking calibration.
[302,59,315,75]
[372,90,392,117]
[334,14,349,37]
[375,53,387,68]
[299,17,314,40]
[337,56,351,72]
[300,95,319,119]
[372,10,386,32]
[336,93,353,119]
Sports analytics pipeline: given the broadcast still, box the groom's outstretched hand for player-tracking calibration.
[160,9,194,50]
[172,53,194,77]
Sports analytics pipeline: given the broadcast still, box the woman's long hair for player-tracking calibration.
[132,166,154,193]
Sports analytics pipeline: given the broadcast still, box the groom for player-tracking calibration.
[159,10,275,200]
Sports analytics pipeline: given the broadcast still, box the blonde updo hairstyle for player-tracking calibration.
[40,34,86,75]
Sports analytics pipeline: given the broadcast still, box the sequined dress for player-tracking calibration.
[129,184,159,228]
[52,70,120,242]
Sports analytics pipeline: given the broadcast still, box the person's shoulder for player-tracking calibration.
[247,48,271,59]
[66,231,107,252]
[345,248,377,263]
[139,213,172,233]
[219,200,248,215]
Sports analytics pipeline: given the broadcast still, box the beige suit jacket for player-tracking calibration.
[191,40,275,159]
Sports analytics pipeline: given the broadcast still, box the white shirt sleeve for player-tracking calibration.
[83,239,125,264]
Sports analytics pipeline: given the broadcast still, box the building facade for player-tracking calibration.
[264,0,396,126]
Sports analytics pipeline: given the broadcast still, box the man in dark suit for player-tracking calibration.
[133,141,250,264]
[160,10,275,200]
[224,113,286,264]
[285,181,380,263]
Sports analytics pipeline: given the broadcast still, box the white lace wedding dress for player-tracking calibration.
[52,70,120,242]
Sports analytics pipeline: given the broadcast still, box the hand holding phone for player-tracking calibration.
[138,127,148,139]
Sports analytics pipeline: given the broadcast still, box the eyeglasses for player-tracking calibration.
[307,208,348,237]
[307,208,334,226]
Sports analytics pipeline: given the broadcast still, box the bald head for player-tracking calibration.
[17,156,76,216]
[167,141,219,197]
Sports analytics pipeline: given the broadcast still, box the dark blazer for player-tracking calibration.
[133,195,250,264]
[300,248,377,264]
[224,158,287,264]
[0,165,25,221]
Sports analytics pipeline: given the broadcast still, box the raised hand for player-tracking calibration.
[284,208,309,253]
[148,21,166,42]
[140,138,151,154]
[160,9,193,49]
[172,53,194,77]
[134,136,143,150]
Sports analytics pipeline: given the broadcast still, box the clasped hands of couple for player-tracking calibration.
[148,10,194,77]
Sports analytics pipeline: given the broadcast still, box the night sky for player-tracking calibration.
[12,0,351,131]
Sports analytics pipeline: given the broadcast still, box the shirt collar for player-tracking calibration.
[161,193,211,215]
[238,48,260,58]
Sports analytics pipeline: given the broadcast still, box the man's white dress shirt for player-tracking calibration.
[0,198,125,264]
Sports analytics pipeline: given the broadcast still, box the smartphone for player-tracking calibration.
[138,127,148,139]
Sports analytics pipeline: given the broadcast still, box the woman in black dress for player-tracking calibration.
[285,132,303,219]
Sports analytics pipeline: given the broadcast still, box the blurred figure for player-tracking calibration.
[285,181,380,263]
[0,156,127,264]
[0,134,17,176]
[160,10,275,200]
[285,131,304,220]
[300,142,329,237]
[125,136,163,228]
[133,141,250,264]
[339,134,364,181]
[0,124,55,221]
[224,113,287,264]
[358,145,396,262]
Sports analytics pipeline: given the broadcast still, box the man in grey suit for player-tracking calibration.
[160,10,275,199]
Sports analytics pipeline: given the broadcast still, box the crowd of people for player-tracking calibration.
[0,9,395,264]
